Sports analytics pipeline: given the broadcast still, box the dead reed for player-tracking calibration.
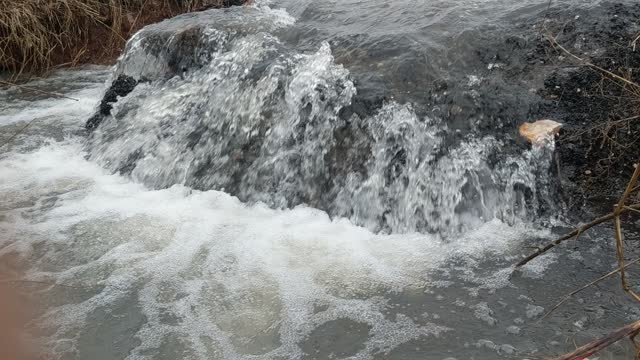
[0,0,231,76]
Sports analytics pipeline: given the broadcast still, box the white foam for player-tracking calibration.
[0,87,102,126]
[520,253,558,279]
[0,69,108,126]
[0,139,541,359]
[472,302,498,326]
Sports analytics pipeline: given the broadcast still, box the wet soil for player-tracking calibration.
[393,1,640,217]
[538,3,640,213]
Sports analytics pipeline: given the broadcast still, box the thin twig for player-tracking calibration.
[616,164,640,214]
[632,32,640,51]
[541,257,640,321]
[0,79,79,101]
[515,203,640,268]
[612,163,640,302]
[609,114,640,125]
[0,119,35,149]
[625,206,640,215]
[545,32,640,91]
[550,320,640,360]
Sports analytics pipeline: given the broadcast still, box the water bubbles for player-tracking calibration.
[472,302,498,326]
[525,304,545,319]
[506,325,521,335]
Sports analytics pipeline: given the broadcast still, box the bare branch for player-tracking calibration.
[541,257,640,321]
[515,203,640,268]
[549,320,640,360]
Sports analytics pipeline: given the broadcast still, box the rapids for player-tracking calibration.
[1,1,640,359]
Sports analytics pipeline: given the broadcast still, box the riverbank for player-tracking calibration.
[515,2,640,215]
[542,3,640,212]
[406,1,640,217]
[0,0,245,76]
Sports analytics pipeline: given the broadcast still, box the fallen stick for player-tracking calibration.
[0,120,34,149]
[0,279,82,289]
[545,32,640,91]
[549,320,640,360]
[0,79,79,101]
[612,163,640,302]
[515,203,640,268]
[540,257,640,321]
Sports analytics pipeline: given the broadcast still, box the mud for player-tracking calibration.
[538,3,640,212]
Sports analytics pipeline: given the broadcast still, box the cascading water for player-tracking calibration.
[3,1,640,360]
[86,5,552,235]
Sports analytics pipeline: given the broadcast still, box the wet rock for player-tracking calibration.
[223,0,246,6]
[86,75,137,131]
[194,0,245,10]
[83,0,640,232]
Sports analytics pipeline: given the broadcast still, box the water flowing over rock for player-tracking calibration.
[7,2,640,360]
[86,5,555,235]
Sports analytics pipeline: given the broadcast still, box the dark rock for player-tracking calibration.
[86,75,137,131]
[192,0,246,12]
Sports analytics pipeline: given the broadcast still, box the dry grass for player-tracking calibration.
[0,0,232,77]
[539,26,640,193]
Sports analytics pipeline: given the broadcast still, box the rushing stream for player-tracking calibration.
[2,1,640,359]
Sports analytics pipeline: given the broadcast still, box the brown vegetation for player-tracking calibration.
[0,0,241,76]
[514,26,640,358]
[539,23,640,202]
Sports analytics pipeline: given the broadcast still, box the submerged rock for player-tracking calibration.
[84,6,555,235]
[84,1,640,232]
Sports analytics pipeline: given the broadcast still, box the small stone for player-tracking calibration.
[585,170,592,175]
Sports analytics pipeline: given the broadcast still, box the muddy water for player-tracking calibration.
[1,1,640,359]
